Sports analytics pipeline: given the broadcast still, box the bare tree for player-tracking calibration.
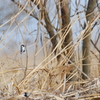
[59,0,74,63]
[10,0,100,80]
[30,0,74,64]
[82,0,97,79]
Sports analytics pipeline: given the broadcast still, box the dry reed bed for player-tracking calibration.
[0,23,100,100]
[0,1,100,99]
[0,63,100,100]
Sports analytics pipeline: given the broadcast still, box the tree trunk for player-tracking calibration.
[32,0,58,50]
[44,10,58,49]
[59,0,76,81]
[60,0,74,64]
[82,0,96,79]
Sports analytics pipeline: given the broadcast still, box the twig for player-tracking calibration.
[91,40,100,53]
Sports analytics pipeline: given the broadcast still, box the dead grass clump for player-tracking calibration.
[0,61,100,100]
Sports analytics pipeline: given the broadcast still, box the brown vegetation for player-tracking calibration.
[0,0,100,100]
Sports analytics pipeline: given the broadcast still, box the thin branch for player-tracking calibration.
[91,40,100,53]
[90,50,99,60]
[95,33,100,45]
[11,0,46,28]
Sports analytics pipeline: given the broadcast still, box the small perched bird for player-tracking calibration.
[20,44,25,54]
[24,92,29,97]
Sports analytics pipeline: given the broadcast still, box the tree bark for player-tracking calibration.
[44,10,58,49]
[82,0,96,79]
[60,0,74,63]
[32,0,58,50]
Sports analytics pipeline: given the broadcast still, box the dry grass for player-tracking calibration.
[0,0,100,100]
[0,62,100,100]
[0,44,100,100]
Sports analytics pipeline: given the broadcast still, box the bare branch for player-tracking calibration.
[91,40,100,53]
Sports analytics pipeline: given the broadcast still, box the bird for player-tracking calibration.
[20,44,25,54]
[24,92,29,97]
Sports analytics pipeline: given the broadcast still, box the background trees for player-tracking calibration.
[82,0,97,79]
[0,0,100,99]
